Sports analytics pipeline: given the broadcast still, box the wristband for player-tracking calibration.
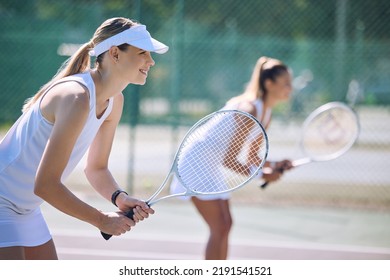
[111,190,128,207]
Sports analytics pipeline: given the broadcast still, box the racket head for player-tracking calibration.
[173,109,268,195]
[300,102,360,162]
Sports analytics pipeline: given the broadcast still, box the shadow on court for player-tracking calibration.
[41,195,390,260]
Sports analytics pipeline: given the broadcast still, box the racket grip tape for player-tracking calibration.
[100,209,135,240]
[260,181,269,189]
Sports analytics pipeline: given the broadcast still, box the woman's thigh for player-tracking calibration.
[25,239,58,260]
[0,239,57,260]
[0,246,25,260]
[191,197,232,230]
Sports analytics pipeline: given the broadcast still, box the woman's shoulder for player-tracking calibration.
[44,79,91,114]
[57,72,93,92]
[50,79,89,99]
[226,99,257,116]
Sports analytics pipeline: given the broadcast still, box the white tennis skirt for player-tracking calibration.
[0,203,52,248]
[170,176,231,201]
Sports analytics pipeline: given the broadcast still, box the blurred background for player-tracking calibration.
[0,0,389,228]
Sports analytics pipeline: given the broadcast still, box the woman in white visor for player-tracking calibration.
[0,17,168,259]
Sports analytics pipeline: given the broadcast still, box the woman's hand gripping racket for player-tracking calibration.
[261,101,360,189]
[101,109,269,240]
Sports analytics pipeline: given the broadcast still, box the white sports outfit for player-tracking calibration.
[170,100,271,201]
[0,72,113,247]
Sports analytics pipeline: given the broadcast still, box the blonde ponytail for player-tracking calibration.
[243,56,268,99]
[22,41,93,113]
[227,56,268,105]
[227,56,288,105]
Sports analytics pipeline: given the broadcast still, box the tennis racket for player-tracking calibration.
[102,109,269,240]
[261,101,359,189]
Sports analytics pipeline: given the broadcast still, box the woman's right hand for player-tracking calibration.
[97,211,136,236]
[261,159,293,183]
[262,167,283,182]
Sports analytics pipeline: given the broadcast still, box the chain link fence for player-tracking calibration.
[1,0,389,210]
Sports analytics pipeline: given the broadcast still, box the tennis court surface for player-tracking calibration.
[41,196,390,260]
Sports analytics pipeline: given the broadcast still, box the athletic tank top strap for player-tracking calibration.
[36,72,113,121]
[252,99,272,127]
[221,99,271,127]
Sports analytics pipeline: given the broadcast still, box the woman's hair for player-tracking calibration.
[228,56,289,104]
[22,17,137,112]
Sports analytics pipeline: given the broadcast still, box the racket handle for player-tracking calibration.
[101,231,112,240]
[260,181,269,189]
[100,209,135,240]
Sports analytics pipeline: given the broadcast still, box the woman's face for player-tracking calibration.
[267,71,293,102]
[117,45,155,85]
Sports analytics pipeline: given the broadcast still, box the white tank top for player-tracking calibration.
[223,99,272,127]
[0,72,113,213]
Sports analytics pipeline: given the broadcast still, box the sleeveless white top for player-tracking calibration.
[0,72,113,213]
[251,99,272,127]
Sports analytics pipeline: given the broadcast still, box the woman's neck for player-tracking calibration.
[262,94,278,109]
[90,68,125,105]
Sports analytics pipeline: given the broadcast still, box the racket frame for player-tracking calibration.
[147,109,269,205]
[102,109,269,240]
[261,101,359,189]
[297,101,360,164]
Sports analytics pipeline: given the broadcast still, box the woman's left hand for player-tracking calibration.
[115,193,155,222]
[274,159,293,172]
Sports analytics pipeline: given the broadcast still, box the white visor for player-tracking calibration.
[89,24,169,57]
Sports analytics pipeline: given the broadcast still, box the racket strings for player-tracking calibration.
[177,111,267,194]
[303,107,359,160]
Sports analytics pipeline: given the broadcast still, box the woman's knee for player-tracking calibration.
[211,218,232,236]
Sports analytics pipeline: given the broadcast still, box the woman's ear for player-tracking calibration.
[264,79,273,92]
[108,46,120,62]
